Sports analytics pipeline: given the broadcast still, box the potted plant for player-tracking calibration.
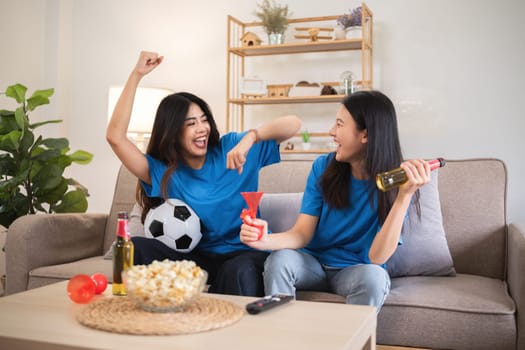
[336,6,362,39]
[301,130,311,150]
[0,83,93,229]
[254,0,291,45]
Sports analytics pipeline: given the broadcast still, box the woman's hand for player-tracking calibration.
[134,51,164,77]
[226,131,256,174]
[398,159,431,196]
[240,215,268,250]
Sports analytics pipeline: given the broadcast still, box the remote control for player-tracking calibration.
[246,294,293,314]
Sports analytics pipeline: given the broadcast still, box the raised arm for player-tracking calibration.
[227,115,301,173]
[368,159,431,264]
[106,51,164,183]
[256,114,302,144]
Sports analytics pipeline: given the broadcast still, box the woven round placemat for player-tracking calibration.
[76,296,244,335]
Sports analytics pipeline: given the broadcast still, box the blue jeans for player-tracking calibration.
[263,249,391,311]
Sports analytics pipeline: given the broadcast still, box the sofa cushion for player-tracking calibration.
[386,171,456,277]
[378,274,516,350]
[259,193,303,232]
[28,256,113,289]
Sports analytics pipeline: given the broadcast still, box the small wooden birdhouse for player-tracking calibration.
[240,32,262,47]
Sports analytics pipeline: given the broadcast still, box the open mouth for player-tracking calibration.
[194,136,207,149]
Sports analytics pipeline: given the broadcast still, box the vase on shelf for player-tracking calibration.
[302,142,311,151]
[268,33,285,45]
[334,25,346,40]
[345,26,361,39]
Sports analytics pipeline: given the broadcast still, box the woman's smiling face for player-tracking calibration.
[329,104,368,164]
[179,103,210,169]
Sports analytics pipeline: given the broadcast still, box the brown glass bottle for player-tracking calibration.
[112,211,134,296]
[376,158,446,192]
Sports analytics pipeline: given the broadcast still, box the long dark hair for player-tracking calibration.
[320,90,419,224]
[136,92,221,222]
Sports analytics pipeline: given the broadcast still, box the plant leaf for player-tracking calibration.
[5,84,27,104]
[67,178,90,196]
[69,150,94,164]
[54,190,88,213]
[27,88,54,111]
[0,130,21,152]
[14,107,26,130]
[34,179,68,205]
[30,88,54,100]
[30,119,62,129]
[31,148,62,162]
[41,137,69,150]
[32,164,64,192]
[27,96,49,111]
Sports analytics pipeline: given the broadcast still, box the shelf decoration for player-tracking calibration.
[301,130,312,150]
[240,77,267,99]
[240,32,263,47]
[294,27,334,42]
[288,81,321,97]
[267,84,293,97]
[337,6,362,39]
[254,0,292,45]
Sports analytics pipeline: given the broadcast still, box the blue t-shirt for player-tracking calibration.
[142,131,280,254]
[300,153,382,268]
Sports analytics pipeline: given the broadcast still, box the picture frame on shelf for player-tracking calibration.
[240,77,267,96]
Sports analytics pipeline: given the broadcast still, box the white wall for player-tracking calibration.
[1,0,524,223]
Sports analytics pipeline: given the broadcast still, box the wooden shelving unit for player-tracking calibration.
[226,3,373,155]
[228,94,346,105]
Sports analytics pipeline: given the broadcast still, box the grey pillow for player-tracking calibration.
[386,171,456,277]
[259,193,303,233]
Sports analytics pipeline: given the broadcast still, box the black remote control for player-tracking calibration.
[246,294,293,314]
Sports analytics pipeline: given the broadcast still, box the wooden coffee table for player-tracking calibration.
[0,281,377,350]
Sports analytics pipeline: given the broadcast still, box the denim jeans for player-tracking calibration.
[263,249,391,311]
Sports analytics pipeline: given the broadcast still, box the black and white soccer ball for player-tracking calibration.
[144,199,203,253]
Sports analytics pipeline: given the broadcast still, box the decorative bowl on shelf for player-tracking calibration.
[123,259,208,313]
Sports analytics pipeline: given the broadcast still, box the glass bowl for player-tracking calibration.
[123,259,208,313]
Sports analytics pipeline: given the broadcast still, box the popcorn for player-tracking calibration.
[123,259,207,312]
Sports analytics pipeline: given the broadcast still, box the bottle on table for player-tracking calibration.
[112,211,134,296]
[376,158,446,192]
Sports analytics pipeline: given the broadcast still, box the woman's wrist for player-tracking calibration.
[247,128,260,144]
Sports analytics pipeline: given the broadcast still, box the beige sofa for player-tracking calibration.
[5,159,524,350]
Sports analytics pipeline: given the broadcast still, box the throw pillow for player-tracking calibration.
[386,171,456,277]
[259,192,303,233]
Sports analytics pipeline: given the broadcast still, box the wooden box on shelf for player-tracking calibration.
[267,84,293,97]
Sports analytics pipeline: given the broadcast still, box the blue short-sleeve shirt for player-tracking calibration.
[300,153,383,268]
[142,131,280,254]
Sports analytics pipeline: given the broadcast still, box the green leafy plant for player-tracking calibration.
[301,130,311,143]
[0,83,93,228]
[254,0,291,34]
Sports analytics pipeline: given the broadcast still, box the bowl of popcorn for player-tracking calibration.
[123,259,207,313]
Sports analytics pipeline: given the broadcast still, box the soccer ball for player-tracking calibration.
[144,199,203,253]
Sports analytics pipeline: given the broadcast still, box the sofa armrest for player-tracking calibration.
[508,222,525,350]
[5,213,107,295]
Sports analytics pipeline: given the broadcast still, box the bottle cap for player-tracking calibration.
[117,211,129,220]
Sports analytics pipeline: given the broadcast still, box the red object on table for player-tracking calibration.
[91,273,108,294]
[240,192,264,240]
[67,274,96,304]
